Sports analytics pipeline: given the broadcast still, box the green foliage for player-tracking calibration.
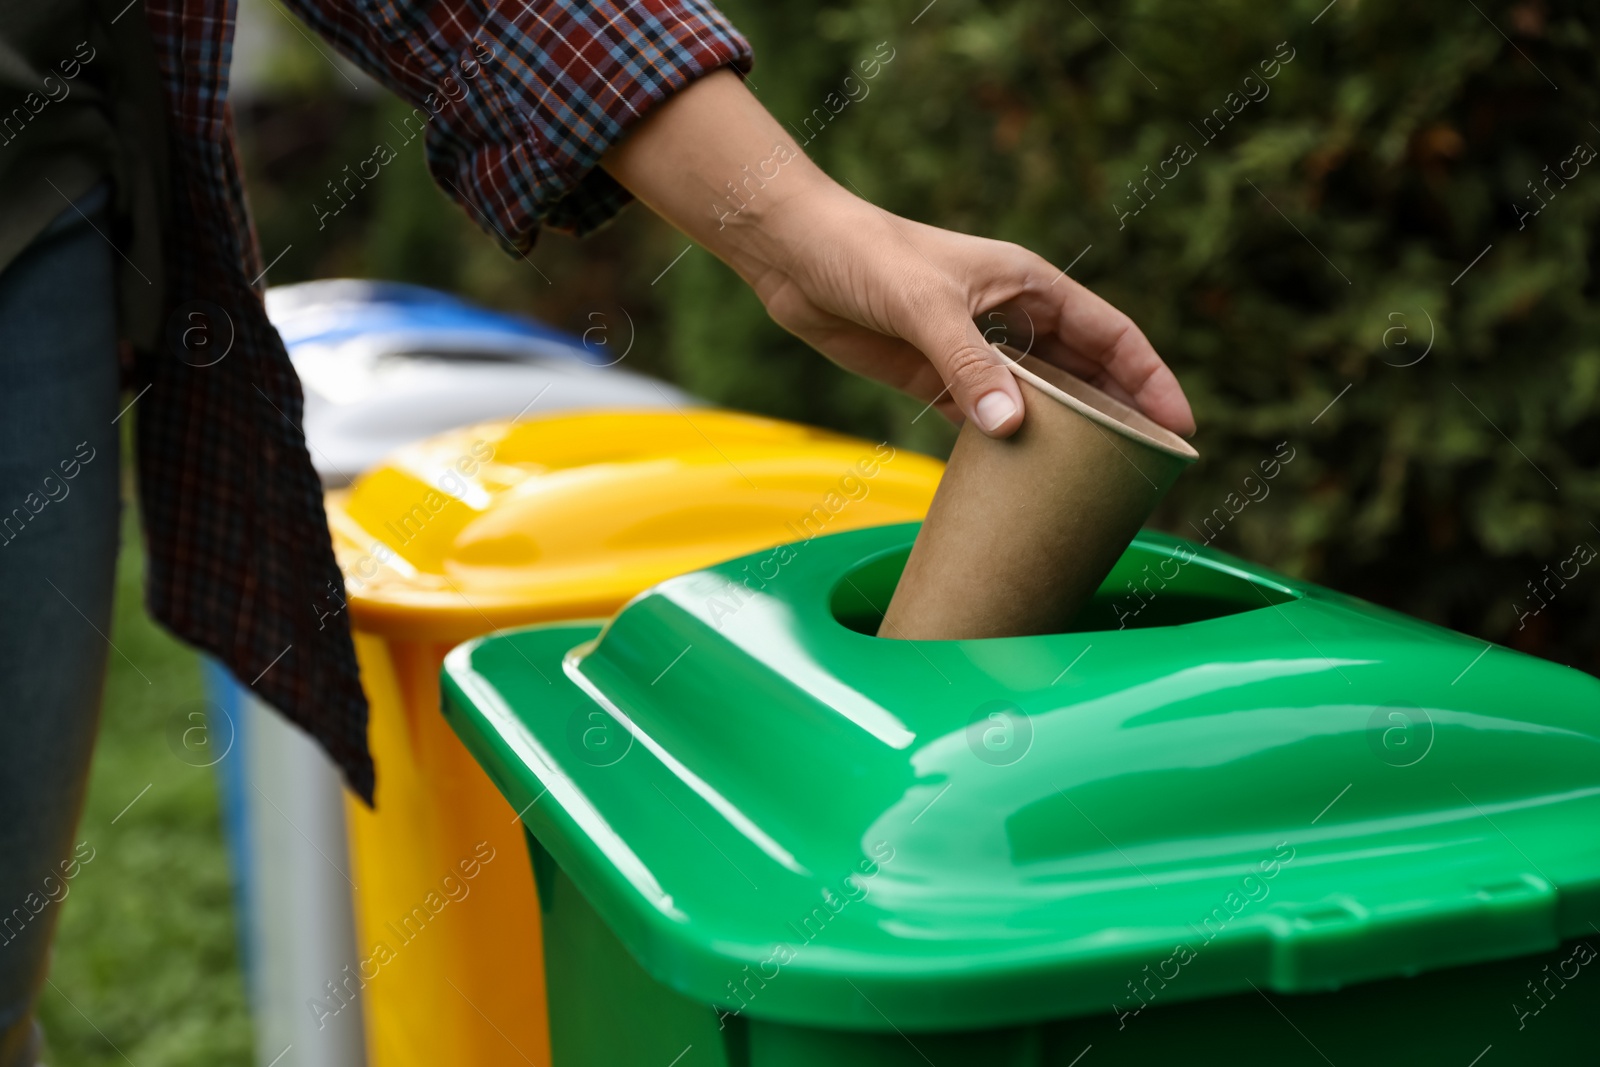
[666,0,1600,666]
[243,1,1600,670]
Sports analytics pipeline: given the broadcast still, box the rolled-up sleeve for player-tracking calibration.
[282,0,753,247]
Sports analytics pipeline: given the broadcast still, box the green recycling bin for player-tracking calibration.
[442,521,1600,1065]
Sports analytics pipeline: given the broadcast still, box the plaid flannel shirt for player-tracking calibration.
[140,0,752,803]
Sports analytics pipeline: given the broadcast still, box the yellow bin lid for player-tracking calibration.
[325,409,944,643]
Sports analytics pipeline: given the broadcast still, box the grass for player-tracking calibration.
[36,499,255,1066]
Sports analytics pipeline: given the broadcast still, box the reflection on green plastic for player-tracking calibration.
[442,522,1600,1038]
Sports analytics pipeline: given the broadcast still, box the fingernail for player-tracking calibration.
[974,391,1019,433]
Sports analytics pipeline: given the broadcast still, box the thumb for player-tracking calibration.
[908,311,1026,438]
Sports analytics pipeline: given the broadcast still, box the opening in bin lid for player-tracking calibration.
[442,522,1600,1033]
[326,411,942,642]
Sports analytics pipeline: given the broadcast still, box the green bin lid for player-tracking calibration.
[442,521,1600,1032]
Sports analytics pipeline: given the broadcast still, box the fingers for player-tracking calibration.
[1018,324,1176,427]
[762,202,1193,440]
[797,324,952,407]
[786,321,984,427]
[1116,356,1196,438]
[897,286,1026,438]
[1039,275,1197,437]
[1081,313,1196,438]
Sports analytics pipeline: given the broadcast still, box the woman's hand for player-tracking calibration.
[603,70,1194,439]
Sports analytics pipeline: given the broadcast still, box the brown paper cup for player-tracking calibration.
[878,345,1199,640]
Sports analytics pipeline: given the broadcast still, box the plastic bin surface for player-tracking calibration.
[442,522,1600,1056]
[328,413,943,1067]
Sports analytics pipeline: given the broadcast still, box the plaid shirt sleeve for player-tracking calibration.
[136,0,750,806]
[282,0,754,247]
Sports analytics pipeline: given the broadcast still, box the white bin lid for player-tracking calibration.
[265,280,697,487]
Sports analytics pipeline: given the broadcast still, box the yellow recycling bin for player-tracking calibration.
[322,409,944,1067]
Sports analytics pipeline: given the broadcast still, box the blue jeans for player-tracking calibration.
[0,184,123,1067]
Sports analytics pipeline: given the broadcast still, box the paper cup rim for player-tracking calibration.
[998,347,1200,463]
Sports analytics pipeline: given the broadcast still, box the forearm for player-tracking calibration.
[600,70,841,285]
